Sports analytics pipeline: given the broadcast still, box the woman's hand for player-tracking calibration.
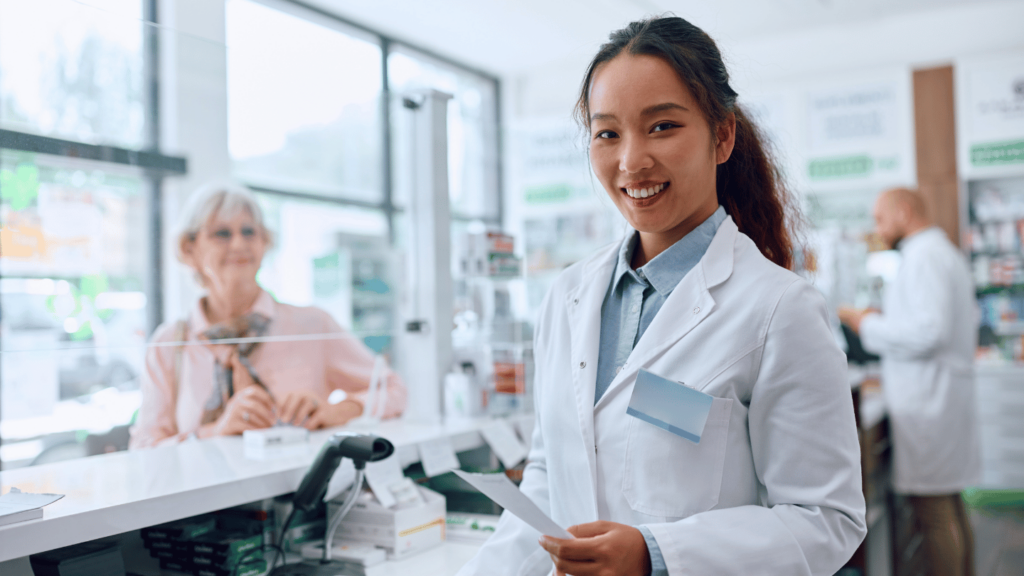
[198,386,276,438]
[300,399,363,430]
[539,521,652,576]
[278,391,323,427]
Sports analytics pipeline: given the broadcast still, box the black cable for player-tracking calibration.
[270,507,298,570]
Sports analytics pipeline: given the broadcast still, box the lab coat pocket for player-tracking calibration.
[622,397,734,518]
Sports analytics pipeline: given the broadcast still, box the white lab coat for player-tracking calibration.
[860,227,980,494]
[458,217,866,576]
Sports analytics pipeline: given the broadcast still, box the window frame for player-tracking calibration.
[237,0,504,240]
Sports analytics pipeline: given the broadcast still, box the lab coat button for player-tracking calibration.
[573,298,579,305]
[579,361,586,369]
[693,307,700,314]
[631,304,639,313]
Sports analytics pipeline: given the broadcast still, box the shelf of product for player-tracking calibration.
[967,177,1024,365]
[451,230,533,419]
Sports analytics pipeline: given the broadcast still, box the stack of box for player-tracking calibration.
[29,541,125,576]
[331,486,446,559]
[140,514,266,576]
[462,231,522,278]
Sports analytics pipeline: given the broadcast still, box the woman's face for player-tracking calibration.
[185,209,267,292]
[588,54,733,239]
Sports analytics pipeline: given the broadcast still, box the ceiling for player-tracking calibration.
[303,0,995,77]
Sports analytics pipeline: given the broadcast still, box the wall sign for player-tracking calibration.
[957,52,1024,178]
[743,68,916,195]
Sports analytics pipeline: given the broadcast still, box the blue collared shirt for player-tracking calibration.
[594,205,726,576]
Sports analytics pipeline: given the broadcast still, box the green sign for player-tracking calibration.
[970,140,1024,167]
[808,156,873,180]
[524,183,571,204]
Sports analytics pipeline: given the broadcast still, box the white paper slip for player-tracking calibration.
[0,487,64,527]
[480,420,528,469]
[452,470,572,539]
[513,418,534,443]
[363,455,404,509]
[418,436,460,478]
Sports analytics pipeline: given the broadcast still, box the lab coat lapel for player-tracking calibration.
[565,244,618,491]
[594,217,738,411]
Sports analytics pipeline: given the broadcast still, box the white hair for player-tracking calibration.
[176,181,273,264]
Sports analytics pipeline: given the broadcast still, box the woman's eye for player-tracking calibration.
[241,227,256,237]
[651,122,678,133]
[213,229,231,239]
[595,130,618,140]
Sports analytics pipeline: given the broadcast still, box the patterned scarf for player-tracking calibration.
[199,312,271,425]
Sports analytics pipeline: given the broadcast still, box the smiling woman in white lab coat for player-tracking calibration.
[457,17,866,576]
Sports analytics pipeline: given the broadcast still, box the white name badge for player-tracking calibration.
[626,368,713,443]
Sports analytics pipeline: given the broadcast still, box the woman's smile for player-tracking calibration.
[621,180,670,206]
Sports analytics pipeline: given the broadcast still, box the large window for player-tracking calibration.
[0,0,147,148]
[226,0,384,201]
[388,46,500,222]
[225,0,502,353]
[0,0,178,468]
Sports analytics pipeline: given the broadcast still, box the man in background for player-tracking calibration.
[840,187,979,576]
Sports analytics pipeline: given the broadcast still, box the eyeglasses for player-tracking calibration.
[205,225,260,242]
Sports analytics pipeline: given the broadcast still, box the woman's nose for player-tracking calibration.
[229,231,250,249]
[619,136,654,174]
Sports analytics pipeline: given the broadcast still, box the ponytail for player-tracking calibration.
[717,106,796,269]
[575,16,801,270]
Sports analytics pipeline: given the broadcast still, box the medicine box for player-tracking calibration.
[331,485,446,559]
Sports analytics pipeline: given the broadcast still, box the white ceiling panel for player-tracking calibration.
[300,0,1012,77]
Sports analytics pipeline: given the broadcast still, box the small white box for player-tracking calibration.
[243,426,309,460]
[330,486,446,559]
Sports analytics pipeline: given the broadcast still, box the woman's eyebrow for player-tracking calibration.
[590,102,689,123]
[641,102,688,116]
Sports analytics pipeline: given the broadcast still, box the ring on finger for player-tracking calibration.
[243,411,250,422]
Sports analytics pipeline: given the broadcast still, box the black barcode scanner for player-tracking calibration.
[291,433,394,513]
[270,433,395,575]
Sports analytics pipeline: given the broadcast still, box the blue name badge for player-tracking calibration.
[626,369,714,443]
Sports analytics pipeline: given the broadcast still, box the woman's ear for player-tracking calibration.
[715,113,737,165]
[179,235,197,268]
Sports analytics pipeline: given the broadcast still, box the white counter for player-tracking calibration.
[0,415,531,564]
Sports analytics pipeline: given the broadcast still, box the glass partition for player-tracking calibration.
[0,0,501,470]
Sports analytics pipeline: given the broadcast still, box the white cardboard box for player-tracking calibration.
[330,486,446,559]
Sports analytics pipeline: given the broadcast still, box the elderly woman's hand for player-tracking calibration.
[197,386,276,438]
[301,398,363,430]
[278,391,322,426]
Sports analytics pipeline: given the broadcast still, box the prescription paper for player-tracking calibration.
[418,436,460,478]
[479,420,528,468]
[452,470,572,539]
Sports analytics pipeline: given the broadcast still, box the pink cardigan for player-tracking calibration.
[129,290,407,448]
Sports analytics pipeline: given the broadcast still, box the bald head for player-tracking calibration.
[873,187,931,249]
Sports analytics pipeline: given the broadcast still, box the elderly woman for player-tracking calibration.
[130,183,407,448]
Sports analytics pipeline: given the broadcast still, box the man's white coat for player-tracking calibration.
[860,227,980,494]
[458,217,867,575]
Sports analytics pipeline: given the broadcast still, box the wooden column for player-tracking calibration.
[913,65,960,245]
